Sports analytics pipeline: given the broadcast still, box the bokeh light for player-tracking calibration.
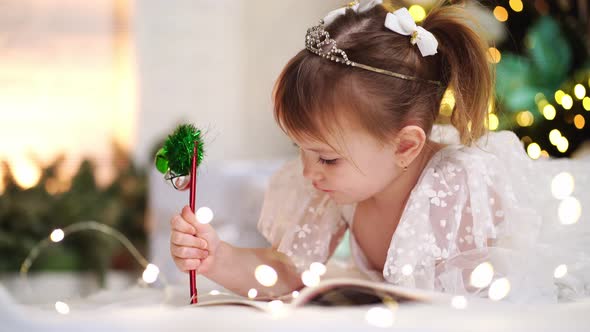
[549,129,562,146]
[554,90,565,104]
[255,265,278,287]
[50,229,65,243]
[309,262,327,276]
[574,84,586,100]
[551,172,575,199]
[470,262,494,288]
[248,288,258,299]
[493,6,508,22]
[558,197,581,225]
[554,264,568,279]
[487,113,499,130]
[365,307,395,328]
[488,278,511,301]
[487,47,501,63]
[55,301,70,315]
[196,207,214,224]
[408,5,426,22]
[301,270,321,287]
[516,111,534,127]
[542,104,556,120]
[562,95,573,110]
[574,115,585,129]
[451,296,468,309]
[556,136,569,153]
[142,264,160,284]
[509,0,523,12]
[527,143,542,159]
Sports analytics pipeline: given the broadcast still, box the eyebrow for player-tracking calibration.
[308,148,334,154]
[292,142,335,154]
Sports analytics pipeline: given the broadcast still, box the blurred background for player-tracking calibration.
[0,0,589,302]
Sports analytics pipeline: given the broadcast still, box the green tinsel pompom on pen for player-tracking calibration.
[155,124,205,177]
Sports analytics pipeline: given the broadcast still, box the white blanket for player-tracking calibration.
[2,275,590,332]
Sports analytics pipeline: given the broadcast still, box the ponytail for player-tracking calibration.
[423,1,495,145]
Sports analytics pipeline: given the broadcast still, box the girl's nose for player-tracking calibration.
[302,158,323,182]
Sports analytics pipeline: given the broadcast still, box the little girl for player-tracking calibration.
[169,1,590,302]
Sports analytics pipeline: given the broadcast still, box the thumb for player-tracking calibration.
[181,205,215,235]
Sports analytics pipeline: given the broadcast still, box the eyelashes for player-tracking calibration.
[317,157,338,165]
[292,142,339,166]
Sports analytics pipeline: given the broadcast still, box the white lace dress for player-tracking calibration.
[257,125,590,303]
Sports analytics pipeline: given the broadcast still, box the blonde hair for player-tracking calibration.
[273,1,494,147]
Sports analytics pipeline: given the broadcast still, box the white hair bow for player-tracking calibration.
[384,8,438,57]
[323,0,383,26]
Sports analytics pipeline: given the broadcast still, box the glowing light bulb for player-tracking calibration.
[365,307,395,328]
[488,278,511,301]
[142,264,160,284]
[470,262,494,288]
[196,207,214,224]
[255,265,278,287]
[554,264,568,279]
[551,172,575,199]
[50,229,65,242]
[55,301,70,315]
[451,296,468,309]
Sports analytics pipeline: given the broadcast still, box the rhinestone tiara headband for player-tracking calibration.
[304,2,442,87]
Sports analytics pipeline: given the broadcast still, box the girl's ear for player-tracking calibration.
[393,125,427,168]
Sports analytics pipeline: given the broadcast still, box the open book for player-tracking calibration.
[191,277,450,312]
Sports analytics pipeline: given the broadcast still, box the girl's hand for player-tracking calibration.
[169,205,220,274]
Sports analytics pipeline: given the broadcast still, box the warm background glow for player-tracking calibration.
[0,0,136,191]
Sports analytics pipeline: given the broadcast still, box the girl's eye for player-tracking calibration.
[318,157,338,165]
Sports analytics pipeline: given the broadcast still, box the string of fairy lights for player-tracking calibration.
[19,188,582,327]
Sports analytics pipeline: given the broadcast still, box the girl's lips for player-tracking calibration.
[313,183,333,193]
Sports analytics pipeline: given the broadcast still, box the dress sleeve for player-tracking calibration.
[257,159,350,272]
[430,132,549,301]
[384,131,546,300]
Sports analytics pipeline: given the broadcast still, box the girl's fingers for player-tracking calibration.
[170,214,196,235]
[170,232,208,249]
[171,245,209,260]
[177,259,201,272]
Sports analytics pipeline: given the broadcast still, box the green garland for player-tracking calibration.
[155,124,205,176]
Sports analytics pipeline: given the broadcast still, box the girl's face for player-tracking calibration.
[292,125,402,205]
